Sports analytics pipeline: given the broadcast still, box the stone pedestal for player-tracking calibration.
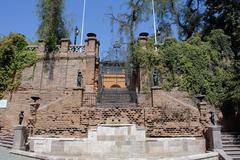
[207,126,223,151]
[13,125,27,150]
[151,86,161,107]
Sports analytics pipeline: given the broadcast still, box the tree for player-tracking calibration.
[134,30,233,106]
[203,1,240,106]
[108,0,149,46]
[0,33,37,98]
[37,0,69,46]
[203,0,240,56]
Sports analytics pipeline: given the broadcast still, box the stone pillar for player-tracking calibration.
[138,32,149,93]
[60,38,70,53]
[138,32,149,49]
[38,39,45,53]
[28,100,40,136]
[151,86,161,107]
[73,87,85,107]
[207,126,223,150]
[85,33,99,56]
[84,33,99,92]
[13,125,27,150]
[197,101,210,128]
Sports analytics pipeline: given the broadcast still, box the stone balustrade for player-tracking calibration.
[26,42,85,54]
[26,33,99,55]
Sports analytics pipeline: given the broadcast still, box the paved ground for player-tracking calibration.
[0,147,37,160]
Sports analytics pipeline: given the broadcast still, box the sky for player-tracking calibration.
[0,0,155,55]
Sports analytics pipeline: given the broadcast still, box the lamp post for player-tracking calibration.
[74,26,79,45]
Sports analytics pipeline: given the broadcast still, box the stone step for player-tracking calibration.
[101,98,131,102]
[223,141,240,145]
[0,136,13,149]
[0,142,12,148]
[225,151,240,156]
[222,137,240,140]
[222,132,240,135]
[0,139,13,145]
[223,144,240,148]
[231,156,240,160]
[97,103,137,108]
[101,96,131,100]
[224,148,240,152]
[101,97,131,100]
[0,137,13,141]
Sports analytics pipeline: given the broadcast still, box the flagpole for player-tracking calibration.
[151,0,158,49]
[80,0,86,46]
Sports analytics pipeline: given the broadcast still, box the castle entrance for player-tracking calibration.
[97,41,137,105]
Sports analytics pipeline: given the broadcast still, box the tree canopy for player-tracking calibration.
[0,33,37,98]
[134,30,234,106]
[37,0,69,46]
[110,0,240,108]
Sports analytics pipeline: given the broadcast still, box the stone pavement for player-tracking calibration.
[0,147,37,160]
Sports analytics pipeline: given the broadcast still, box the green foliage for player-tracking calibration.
[37,0,69,46]
[0,33,38,98]
[133,30,234,107]
[203,0,240,56]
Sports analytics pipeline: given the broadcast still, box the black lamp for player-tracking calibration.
[74,26,79,45]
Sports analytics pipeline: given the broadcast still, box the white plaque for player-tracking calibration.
[0,100,7,108]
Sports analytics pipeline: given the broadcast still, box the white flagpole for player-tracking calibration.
[152,0,158,50]
[80,0,86,46]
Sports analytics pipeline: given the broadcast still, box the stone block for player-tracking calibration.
[207,126,223,150]
[13,125,27,150]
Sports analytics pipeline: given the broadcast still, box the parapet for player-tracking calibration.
[27,33,100,58]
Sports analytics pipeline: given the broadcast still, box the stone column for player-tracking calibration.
[207,126,223,150]
[13,125,27,150]
[138,32,149,49]
[38,39,45,53]
[197,101,210,128]
[84,33,99,92]
[60,38,70,53]
[151,86,161,107]
[138,32,149,93]
[73,87,85,107]
[28,101,40,136]
[85,33,99,56]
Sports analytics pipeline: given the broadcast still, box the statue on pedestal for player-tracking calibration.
[152,69,159,87]
[210,111,216,126]
[18,111,24,125]
[77,71,83,87]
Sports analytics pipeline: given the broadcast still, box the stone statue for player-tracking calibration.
[153,69,159,86]
[77,71,83,87]
[210,111,216,126]
[19,111,24,125]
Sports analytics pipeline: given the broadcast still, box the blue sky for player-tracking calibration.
[0,0,155,54]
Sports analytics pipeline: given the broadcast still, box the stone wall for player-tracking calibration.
[21,36,99,92]
[32,89,205,137]
[28,124,209,160]
[0,33,100,136]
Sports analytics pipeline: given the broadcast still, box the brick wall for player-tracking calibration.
[32,90,205,138]
[0,34,100,136]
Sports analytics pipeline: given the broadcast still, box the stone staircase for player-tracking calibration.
[98,88,137,106]
[222,132,240,160]
[0,135,13,149]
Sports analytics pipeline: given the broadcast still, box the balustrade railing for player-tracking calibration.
[27,44,85,54]
[68,45,85,53]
